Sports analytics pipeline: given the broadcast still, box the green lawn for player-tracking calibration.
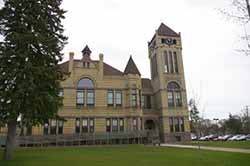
[185,141,250,149]
[0,145,249,166]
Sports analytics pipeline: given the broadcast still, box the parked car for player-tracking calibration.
[221,134,233,141]
[198,136,207,141]
[191,135,198,141]
[214,135,224,141]
[228,135,242,141]
[198,135,217,141]
[235,135,247,141]
[246,134,250,141]
[206,134,217,141]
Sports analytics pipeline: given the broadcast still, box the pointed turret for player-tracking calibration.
[82,45,91,62]
[124,56,141,76]
[82,45,92,55]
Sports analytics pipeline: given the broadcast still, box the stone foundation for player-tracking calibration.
[162,132,191,143]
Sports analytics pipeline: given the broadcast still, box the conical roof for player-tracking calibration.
[124,56,141,76]
[82,45,92,54]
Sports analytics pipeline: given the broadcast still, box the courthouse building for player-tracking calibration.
[21,23,191,142]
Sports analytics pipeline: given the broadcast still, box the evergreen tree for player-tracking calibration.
[188,99,201,136]
[0,0,67,160]
[225,114,243,134]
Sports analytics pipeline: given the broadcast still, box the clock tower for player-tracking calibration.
[148,23,190,142]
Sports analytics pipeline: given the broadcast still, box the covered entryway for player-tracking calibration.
[144,120,156,130]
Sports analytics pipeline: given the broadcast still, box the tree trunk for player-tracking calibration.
[3,120,17,160]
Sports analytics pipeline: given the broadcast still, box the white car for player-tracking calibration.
[246,134,250,141]
[228,135,241,141]
[191,135,198,141]
[235,135,247,141]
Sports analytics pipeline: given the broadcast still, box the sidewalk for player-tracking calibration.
[161,144,250,154]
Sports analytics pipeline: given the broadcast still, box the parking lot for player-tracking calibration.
[192,134,250,141]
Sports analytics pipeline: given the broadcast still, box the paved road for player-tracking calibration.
[161,144,250,154]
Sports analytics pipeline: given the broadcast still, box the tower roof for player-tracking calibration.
[124,56,141,76]
[157,23,180,37]
[82,45,92,54]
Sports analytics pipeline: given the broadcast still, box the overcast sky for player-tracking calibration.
[1,0,250,119]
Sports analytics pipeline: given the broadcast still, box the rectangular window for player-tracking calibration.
[112,119,118,132]
[106,118,111,132]
[75,118,80,134]
[173,52,179,73]
[50,120,57,135]
[169,51,174,73]
[58,89,64,97]
[175,91,182,107]
[115,90,122,107]
[150,60,154,78]
[131,89,137,107]
[76,90,84,106]
[82,118,88,133]
[58,120,63,135]
[164,51,169,73]
[168,91,175,107]
[151,55,158,78]
[139,90,141,108]
[87,90,94,106]
[43,122,49,135]
[133,118,138,130]
[161,38,165,44]
[89,118,94,133]
[107,89,114,106]
[119,118,124,132]
[83,62,90,68]
[169,117,174,132]
[141,95,145,108]
[146,95,151,109]
[174,118,180,132]
[180,118,185,132]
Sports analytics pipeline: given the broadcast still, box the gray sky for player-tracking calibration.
[1,0,250,119]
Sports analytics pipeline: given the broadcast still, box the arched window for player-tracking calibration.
[167,82,182,107]
[77,78,94,89]
[76,78,95,106]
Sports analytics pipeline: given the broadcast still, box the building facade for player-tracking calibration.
[5,23,190,142]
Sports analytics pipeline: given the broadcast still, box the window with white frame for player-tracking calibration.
[76,78,95,107]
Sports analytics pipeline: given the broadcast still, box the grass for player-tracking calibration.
[0,145,249,166]
[185,141,250,149]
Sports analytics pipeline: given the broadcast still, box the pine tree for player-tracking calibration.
[188,99,201,137]
[0,0,67,160]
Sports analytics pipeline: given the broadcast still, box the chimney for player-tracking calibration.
[99,53,104,79]
[69,52,74,73]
